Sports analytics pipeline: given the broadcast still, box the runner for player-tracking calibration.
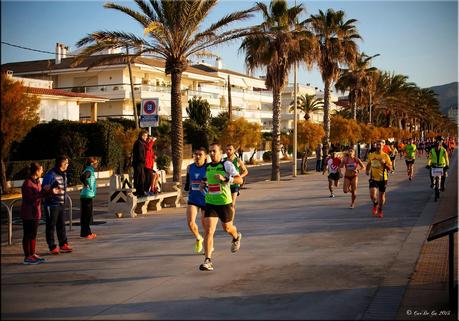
[199,143,243,271]
[184,147,208,254]
[447,137,456,157]
[398,141,406,160]
[427,136,449,191]
[366,140,392,218]
[388,142,398,173]
[224,144,249,214]
[340,148,365,208]
[322,151,341,198]
[404,138,417,180]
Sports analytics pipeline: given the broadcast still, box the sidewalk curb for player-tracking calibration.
[361,179,444,319]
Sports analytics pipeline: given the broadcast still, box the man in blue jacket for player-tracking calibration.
[42,155,73,254]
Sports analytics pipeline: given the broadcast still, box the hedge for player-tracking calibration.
[11,120,123,173]
[6,156,101,186]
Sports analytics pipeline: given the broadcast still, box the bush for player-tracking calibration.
[156,154,171,171]
[262,151,272,161]
[11,120,122,172]
[6,156,101,186]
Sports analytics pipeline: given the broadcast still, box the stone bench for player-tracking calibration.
[108,173,181,218]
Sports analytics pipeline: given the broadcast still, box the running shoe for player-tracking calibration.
[349,204,355,209]
[59,243,73,253]
[408,176,412,181]
[82,233,97,240]
[377,209,384,218]
[372,204,378,216]
[231,232,242,253]
[194,237,203,253]
[32,254,45,262]
[48,247,60,255]
[199,258,214,271]
[23,256,42,265]
[330,193,335,198]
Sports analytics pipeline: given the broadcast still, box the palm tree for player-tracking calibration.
[240,0,316,181]
[289,94,323,121]
[335,52,379,121]
[307,9,361,155]
[73,0,257,183]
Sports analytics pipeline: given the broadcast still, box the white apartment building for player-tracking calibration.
[2,43,337,132]
[6,73,107,123]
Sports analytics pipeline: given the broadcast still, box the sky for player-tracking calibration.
[1,0,458,90]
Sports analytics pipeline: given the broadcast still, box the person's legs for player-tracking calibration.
[343,177,351,193]
[186,204,202,240]
[328,178,334,196]
[350,177,358,207]
[134,164,145,196]
[144,168,152,193]
[55,205,68,247]
[203,217,218,259]
[440,174,446,191]
[45,206,59,251]
[151,171,159,192]
[80,198,92,237]
[22,219,34,258]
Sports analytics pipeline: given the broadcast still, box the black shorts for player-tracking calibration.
[230,186,240,195]
[405,159,415,165]
[204,203,234,223]
[187,201,206,211]
[369,179,387,192]
[328,172,340,181]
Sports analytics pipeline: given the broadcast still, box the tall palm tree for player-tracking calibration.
[73,0,257,183]
[307,9,361,155]
[240,0,316,181]
[289,94,323,121]
[335,52,379,121]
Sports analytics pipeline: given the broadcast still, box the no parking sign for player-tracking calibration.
[140,98,159,127]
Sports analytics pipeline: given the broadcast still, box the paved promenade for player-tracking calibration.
[1,154,457,320]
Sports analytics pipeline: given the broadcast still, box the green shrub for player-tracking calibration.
[262,151,272,161]
[156,154,171,171]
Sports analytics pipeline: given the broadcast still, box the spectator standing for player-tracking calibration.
[42,155,73,254]
[132,130,148,197]
[144,135,158,195]
[21,163,55,265]
[315,144,323,172]
[80,157,98,239]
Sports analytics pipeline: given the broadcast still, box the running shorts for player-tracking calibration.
[204,203,234,223]
[328,172,340,181]
[187,201,206,210]
[405,159,415,165]
[369,179,387,192]
[230,186,240,195]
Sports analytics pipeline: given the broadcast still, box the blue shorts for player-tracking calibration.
[230,186,240,195]
[187,201,206,210]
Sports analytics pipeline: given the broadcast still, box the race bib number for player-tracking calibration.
[208,184,222,195]
[191,180,201,191]
[431,167,443,177]
[346,163,356,170]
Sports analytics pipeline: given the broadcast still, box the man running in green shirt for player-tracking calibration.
[225,144,249,215]
[404,138,417,180]
[199,143,243,271]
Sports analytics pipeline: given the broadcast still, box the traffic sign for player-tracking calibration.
[140,98,159,127]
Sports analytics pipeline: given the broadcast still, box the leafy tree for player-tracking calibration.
[307,9,361,155]
[1,74,40,193]
[75,0,257,183]
[330,115,361,146]
[218,117,261,161]
[240,0,316,180]
[184,97,217,150]
[289,94,323,121]
[297,120,324,174]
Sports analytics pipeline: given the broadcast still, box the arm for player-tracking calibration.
[80,171,91,188]
[366,159,372,176]
[357,158,365,171]
[218,161,243,185]
[385,155,393,172]
[238,159,248,178]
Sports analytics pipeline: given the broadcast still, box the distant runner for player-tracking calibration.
[404,138,417,180]
[224,144,249,215]
[366,140,392,218]
[323,151,341,198]
[340,148,365,209]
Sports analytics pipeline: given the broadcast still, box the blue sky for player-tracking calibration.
[1,1,457,89]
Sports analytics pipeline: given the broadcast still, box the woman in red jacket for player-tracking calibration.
[21,162,56,265]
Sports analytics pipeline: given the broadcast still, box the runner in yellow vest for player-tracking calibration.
[426,136,450,191]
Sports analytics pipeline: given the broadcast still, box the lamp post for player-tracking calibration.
[293,64,298,177]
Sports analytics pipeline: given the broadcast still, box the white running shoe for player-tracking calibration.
[231,232,242,253]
